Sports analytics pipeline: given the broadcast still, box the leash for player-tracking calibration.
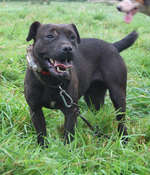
[58,85,109,138]
[58,85,95,130]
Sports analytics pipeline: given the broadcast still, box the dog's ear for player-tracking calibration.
[26,21,41,42]
[71,24,80,44]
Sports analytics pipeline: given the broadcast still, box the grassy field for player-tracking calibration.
[0,1,150,174]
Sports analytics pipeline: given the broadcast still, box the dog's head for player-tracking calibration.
[117,0,147,23]
[26,21,80,80]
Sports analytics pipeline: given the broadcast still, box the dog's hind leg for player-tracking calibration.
[108,84,128,143]
[30,108,47,146]
[84,82,107,111]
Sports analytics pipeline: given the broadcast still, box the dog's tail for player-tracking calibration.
[113,31,138,52]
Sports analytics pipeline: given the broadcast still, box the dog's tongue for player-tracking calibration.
[54,61,72,69]
[124,8,138,24]
[124,12,133,24]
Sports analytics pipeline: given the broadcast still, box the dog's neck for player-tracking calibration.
[26,45,41,72]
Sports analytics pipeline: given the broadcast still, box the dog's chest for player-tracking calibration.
[42,88,63,109]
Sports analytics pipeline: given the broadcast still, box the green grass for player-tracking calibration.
[0,1,150,174]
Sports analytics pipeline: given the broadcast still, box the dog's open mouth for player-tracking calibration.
[48,58,72,73]
[26,45,73,79]
[124,7,138,23]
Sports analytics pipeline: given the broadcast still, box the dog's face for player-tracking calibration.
[26,21,80,79]
[117,0,145,23]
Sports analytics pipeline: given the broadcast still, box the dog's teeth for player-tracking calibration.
[49,59,54,64]
[56,67,65,73]
[66,67,71,71]
[56,67,61,72]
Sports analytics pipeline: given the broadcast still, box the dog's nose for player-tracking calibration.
[117,6,122,12]
[62,45,72,53]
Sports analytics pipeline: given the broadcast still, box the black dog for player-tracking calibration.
[24,21,138,146]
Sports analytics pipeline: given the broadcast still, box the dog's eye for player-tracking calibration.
[46,34,54,39]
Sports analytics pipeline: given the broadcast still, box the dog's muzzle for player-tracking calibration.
[26,45,73,79]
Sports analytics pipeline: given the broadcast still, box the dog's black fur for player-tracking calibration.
[24,21,138,146]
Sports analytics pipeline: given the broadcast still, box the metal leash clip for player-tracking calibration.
[59,86,73,108]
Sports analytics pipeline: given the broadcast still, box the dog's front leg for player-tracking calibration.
[30,108,47,146]
[62,107,78,144]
